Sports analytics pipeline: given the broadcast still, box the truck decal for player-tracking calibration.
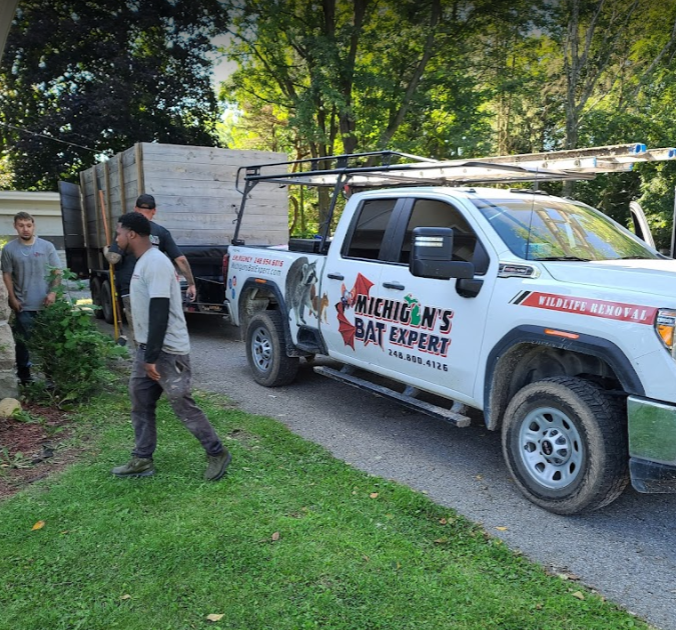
[286,257,320,326]
[231,254,285,277]
[336,273,453,356]
[520,291,657,324]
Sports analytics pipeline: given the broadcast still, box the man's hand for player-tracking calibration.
[8,296,22,312]
[144,362,161,381]
[44,291,56,306]
[186,284,197,302]
[103,246,122,265]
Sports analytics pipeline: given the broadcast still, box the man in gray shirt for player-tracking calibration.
[1,212,62,384]
[111,212,231,481]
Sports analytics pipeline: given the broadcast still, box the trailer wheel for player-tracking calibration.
[245,310,299,387]
[100,279,115,324]
[501,376,628,515]
[90,278,104,320]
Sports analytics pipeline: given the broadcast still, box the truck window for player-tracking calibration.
[398,199,489,274]
[343,198,398,260]
[471,197,660,261]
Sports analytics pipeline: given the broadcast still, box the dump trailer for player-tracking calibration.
[58,143,288,323]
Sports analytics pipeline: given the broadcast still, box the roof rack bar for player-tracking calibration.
[230,143,676,245]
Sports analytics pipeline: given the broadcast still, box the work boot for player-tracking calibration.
[112,457,154,478]
[205,449,232,481]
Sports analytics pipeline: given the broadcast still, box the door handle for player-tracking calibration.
[327,273,344,281]
[382,282,405,290]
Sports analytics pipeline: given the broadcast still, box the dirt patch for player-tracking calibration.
[0,403,78,500]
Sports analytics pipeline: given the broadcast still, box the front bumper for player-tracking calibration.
[628,396,676,493]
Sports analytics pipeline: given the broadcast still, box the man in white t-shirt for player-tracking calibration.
[110,212,231,481]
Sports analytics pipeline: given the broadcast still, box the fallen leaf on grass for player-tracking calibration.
[434,537,449,544]
[31,520,45,531]
[439,518,447,525]
[206,614,224,622]
[557,571,581,581]
[120,594,132,600]
[369,492,379,499]
[572,591,585,600]
[271,531,280,541]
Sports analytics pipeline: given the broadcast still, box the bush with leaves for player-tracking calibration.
[26,269,128,406]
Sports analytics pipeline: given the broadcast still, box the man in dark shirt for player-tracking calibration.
[105,194,196,340]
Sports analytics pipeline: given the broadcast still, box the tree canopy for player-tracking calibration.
[219,0,676,247]
[4,0,676,248]
[0,0,228,190]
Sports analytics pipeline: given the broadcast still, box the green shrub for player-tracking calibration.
[27,268,128,405]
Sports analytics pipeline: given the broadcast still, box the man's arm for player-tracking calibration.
[173,255,196,301]
[45,244,62,305]
[143,297,170,381]
[2,271,21,312]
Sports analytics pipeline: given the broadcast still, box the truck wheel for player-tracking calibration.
[501,376,628,515]
[100,280,115,324]
[246,310,299,387]
[90,278,104,319]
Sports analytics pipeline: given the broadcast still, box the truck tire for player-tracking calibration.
[501,376,628,515]
[100,279,115,324]
[246,310,299,387]
[90,278,104,319]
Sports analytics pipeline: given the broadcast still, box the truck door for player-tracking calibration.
[371,196,496,401]
[320,196,403,368]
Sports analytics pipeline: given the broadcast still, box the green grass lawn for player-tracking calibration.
[0,389,650,630]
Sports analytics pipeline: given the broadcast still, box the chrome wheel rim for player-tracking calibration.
[517,406,583,490]
[251,326,273,372]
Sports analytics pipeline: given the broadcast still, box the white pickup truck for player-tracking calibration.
[223,149,676,515]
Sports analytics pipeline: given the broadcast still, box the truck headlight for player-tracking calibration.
[655,309,676,356]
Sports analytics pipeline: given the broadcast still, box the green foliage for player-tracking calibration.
[0,0,229,190]
[0,447,31,475]
[26,269,128,406]
[0,391,652,629]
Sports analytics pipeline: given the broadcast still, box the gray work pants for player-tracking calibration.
[130,348,223,459]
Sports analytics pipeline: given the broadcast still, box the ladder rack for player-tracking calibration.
[236,143,676,191]
[232,143,676,246]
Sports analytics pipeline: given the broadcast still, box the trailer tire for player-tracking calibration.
[100,279,115,324]
[90,278,104,320]
[502,376,628,515]
[246,310,299,387]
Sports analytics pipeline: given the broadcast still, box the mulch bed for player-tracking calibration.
[0,403,77,500]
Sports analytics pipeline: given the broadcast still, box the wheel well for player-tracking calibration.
[239,286,279,336]
[486,343,623,431]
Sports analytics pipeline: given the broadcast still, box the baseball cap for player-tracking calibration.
[135,194,156,210]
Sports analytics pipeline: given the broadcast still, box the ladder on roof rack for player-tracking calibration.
[231,143,676,246]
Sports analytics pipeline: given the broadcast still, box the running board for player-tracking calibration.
[314,366,471,427]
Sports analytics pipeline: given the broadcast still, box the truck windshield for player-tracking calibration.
[470,196,660,261]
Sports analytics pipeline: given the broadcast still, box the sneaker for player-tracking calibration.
[112,457,154,478]
[205,449,232,481]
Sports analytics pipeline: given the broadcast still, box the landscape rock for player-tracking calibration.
[0,397,21,419]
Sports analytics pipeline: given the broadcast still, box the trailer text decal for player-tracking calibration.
[336,273,453,356]
[519,291,657,324]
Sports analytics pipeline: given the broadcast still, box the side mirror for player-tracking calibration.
[409,227,475,280]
